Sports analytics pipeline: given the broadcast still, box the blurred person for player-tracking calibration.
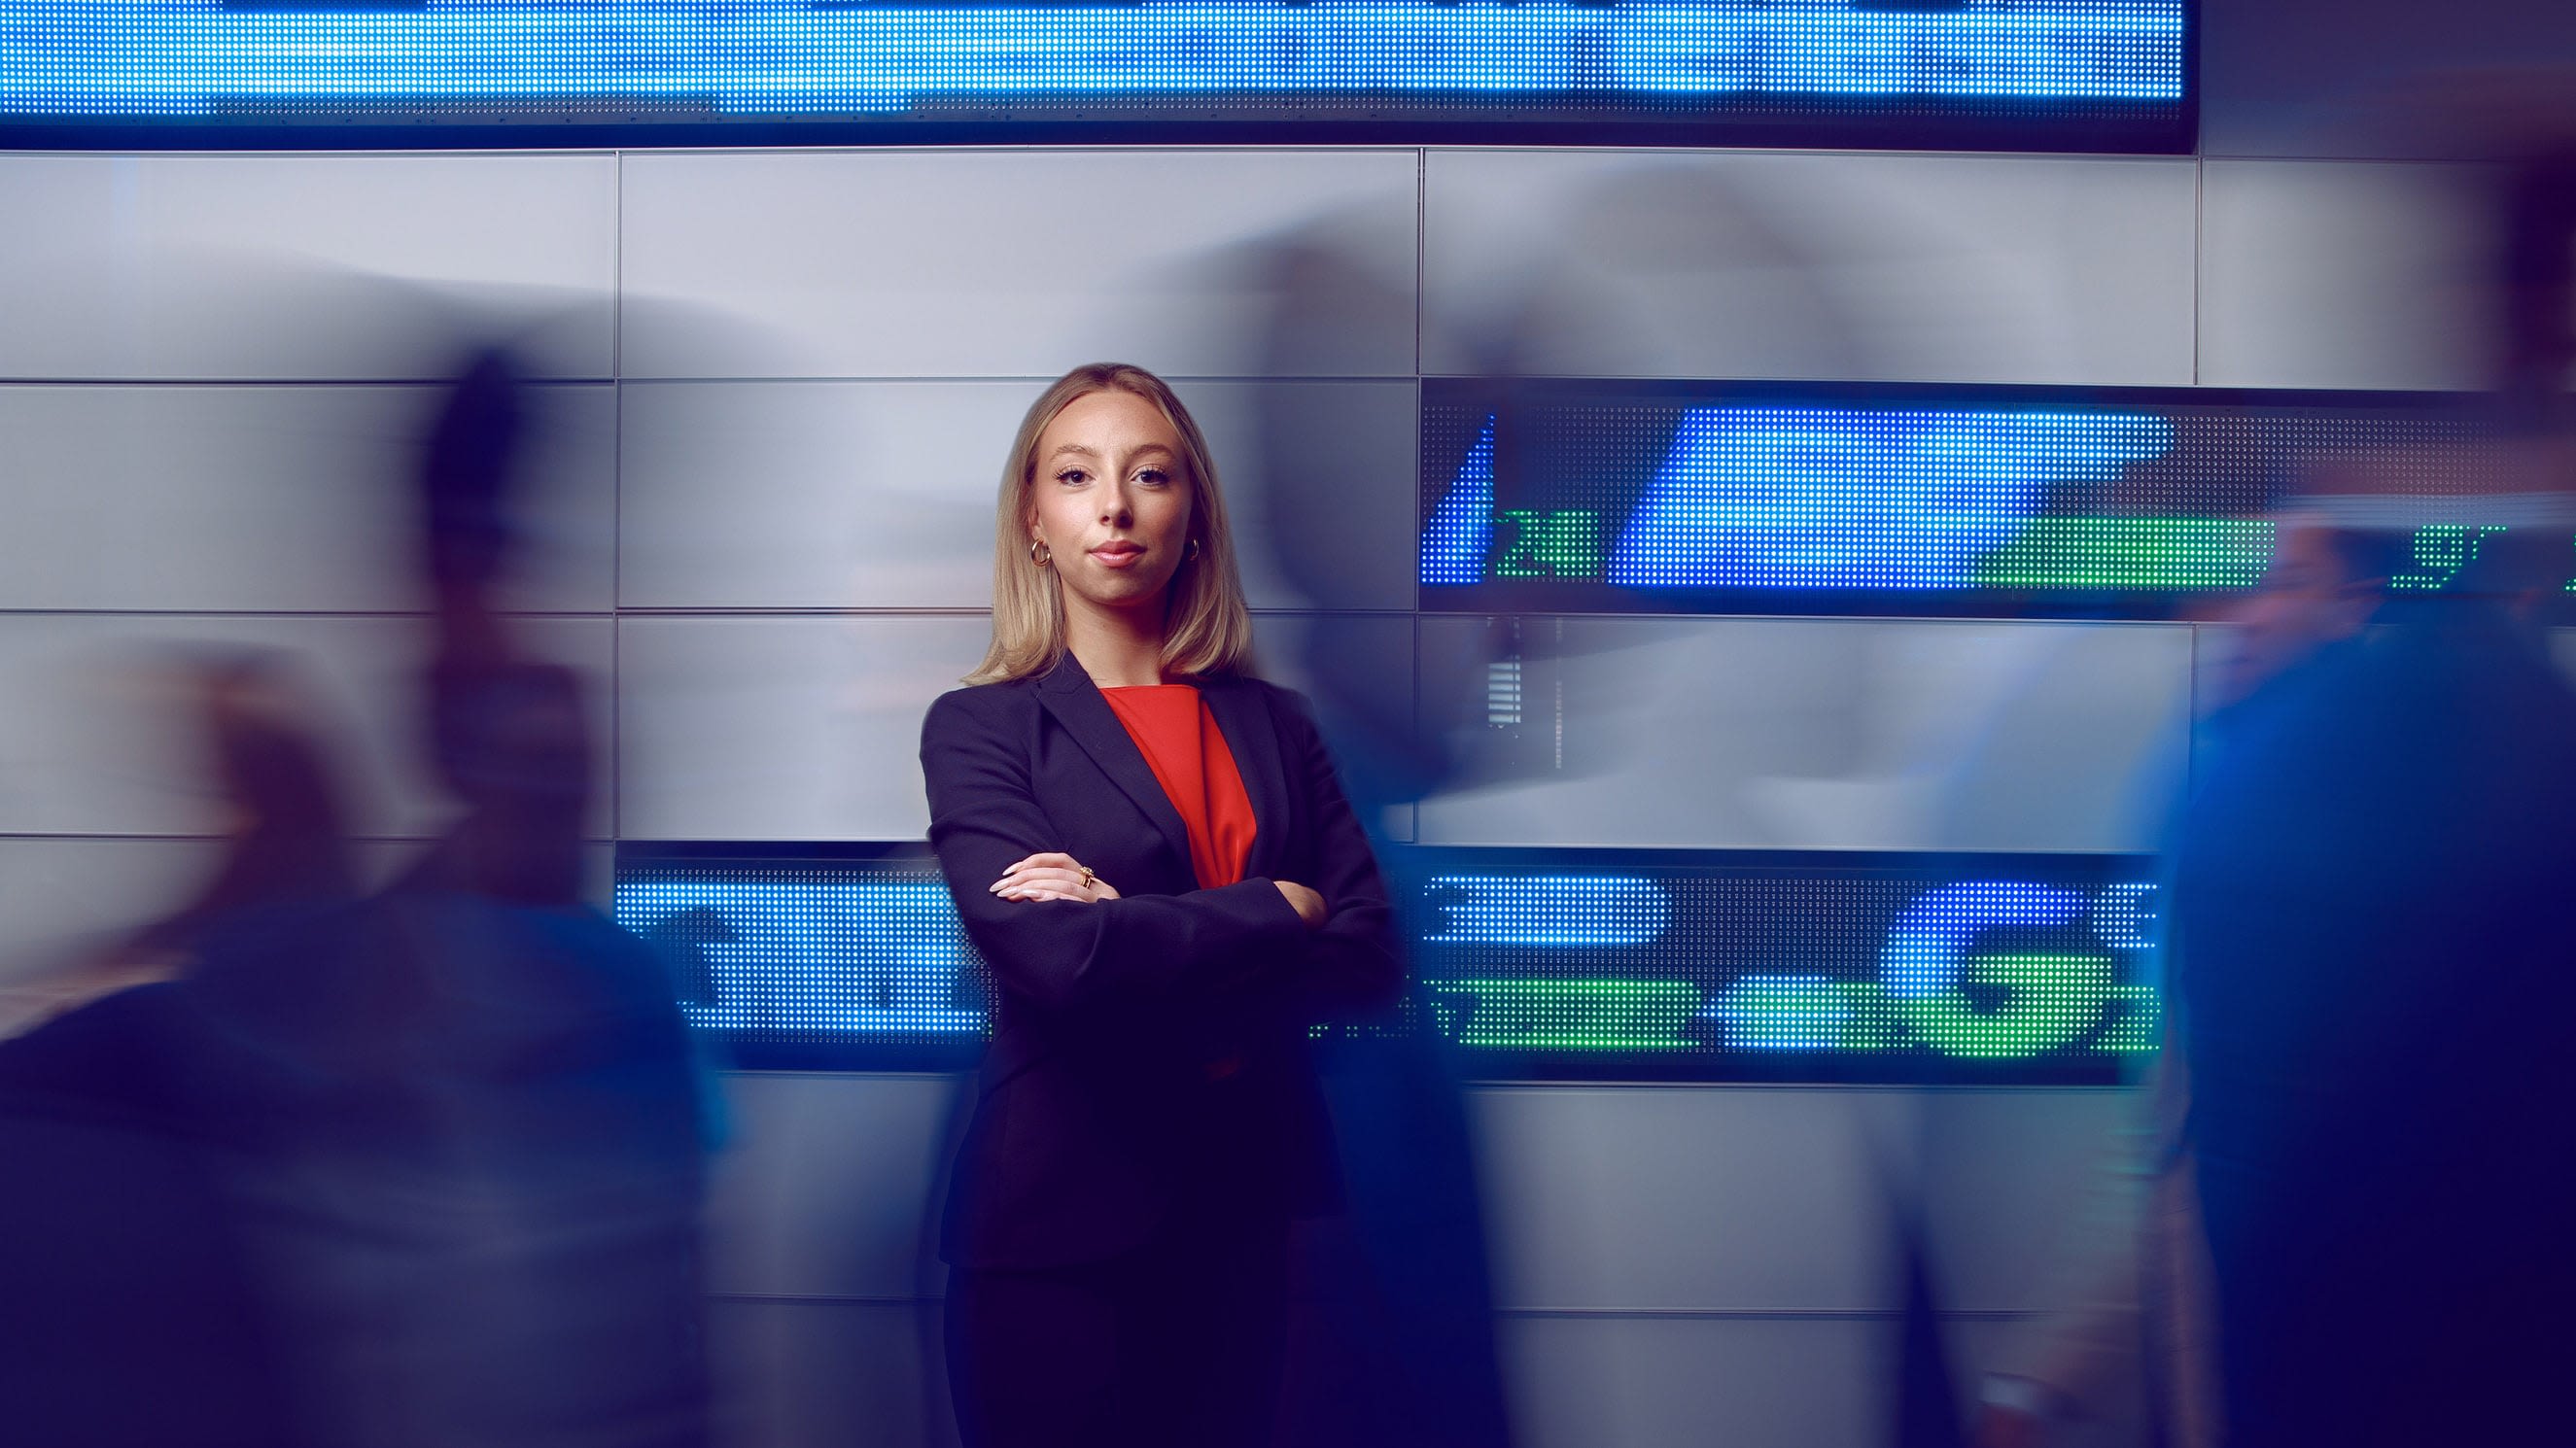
[0,649,359,1448]
[1982,503,2576,1448]
[921,362,1405,1448]
[1243,231,1517,1448]
[0,346,713,1448]
[1987,140,2576,1437]
[2170,511,2576,1447]
[297,343,717,1448]
[2205,511,2390,716]
[135,347,716,1448]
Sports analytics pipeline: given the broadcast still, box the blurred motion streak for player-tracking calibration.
[0,344,714,1448]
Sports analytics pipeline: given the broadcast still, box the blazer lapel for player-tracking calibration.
[1201,673,1292,878]
[1034,655,1195,871]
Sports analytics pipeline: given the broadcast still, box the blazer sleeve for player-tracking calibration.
[921,686,1308,1014]
[1262,685,1407,1021]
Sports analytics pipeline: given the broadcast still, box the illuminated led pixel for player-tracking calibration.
[617,849,2161,1078]
[2,0,2183,124]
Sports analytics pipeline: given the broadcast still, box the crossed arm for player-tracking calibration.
[922,686,1403,1019]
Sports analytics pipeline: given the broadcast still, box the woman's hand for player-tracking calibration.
[1274,880,1327,930]
[992,852,1120,904]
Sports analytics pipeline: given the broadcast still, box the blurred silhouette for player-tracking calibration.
[1983,138,2576,1448]
[2167,140,2576,1448]
[1242,231,1517,1448]
[327,343,714,1448]
[2,346,714,1448]
[0,649,355,1448]
[2171,530,2576,1447]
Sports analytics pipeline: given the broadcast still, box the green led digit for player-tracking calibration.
[1893,953,2114,1059]
[2390,525,2501,591]
[1492,509,1603,580]
[1971,517,2275,590]
[1422,978,1699,1051]
[2096,984,2163,1052]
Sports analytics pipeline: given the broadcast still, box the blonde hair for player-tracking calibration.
[965,363,1256,685]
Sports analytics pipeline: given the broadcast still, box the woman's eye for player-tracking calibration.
[1134,468,1170,488]
[1055,468,1089,486]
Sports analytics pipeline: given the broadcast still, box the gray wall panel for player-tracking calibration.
[706,1073,960,1300]
[618,379,1416,611]
[1472,1087,1904,1314]
[0,155,614,380]
[1418,617,2192,853]
[619,150,1420,380]
[1421,151,2195,386]
[0,615,610,839]
[619,382,1023,610]
[1917,1089,2143,1315]
[616,615,987,842]
[2199,160,2497,391]
[0,384,613,612]
[1501,1315,1885,1448]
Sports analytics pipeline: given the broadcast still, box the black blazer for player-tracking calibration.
[920,655,1403,1270]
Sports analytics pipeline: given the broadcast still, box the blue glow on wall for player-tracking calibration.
[1604,405,2175,589]
[2,0,2184,121]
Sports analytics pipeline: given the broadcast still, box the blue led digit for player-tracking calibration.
[1420,875,1670,948]
[1879,879,2087,999]
[1604,406,2174,590]
[1421,416,1496,588]
[2092,880,2160,953]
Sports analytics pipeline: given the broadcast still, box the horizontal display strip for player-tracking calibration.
[2,0,2183,125]
[614,845,2159,1082]
[1421,385,2576,617]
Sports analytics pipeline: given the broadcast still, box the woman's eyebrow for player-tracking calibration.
[1048,440,1177,463]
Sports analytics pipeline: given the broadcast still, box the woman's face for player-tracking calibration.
[1026,388,1196,626]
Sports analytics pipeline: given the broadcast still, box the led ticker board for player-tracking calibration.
[1,0,2186,146]
[615,844,2159,1081]
[1421,382,2576,618]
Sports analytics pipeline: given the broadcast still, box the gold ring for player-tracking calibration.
[1079,866,1095,892]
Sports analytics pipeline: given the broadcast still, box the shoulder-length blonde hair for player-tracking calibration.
[965,362,1256,685]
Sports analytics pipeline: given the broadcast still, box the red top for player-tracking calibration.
[1098,685,1258,889]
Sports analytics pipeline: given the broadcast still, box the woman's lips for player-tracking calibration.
[1090,543,1145,569]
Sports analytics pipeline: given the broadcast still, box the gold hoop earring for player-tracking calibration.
[1187,538,1201,562]
[1029,538,1053,568]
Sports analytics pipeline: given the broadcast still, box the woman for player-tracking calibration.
[921,362,1404,1448]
